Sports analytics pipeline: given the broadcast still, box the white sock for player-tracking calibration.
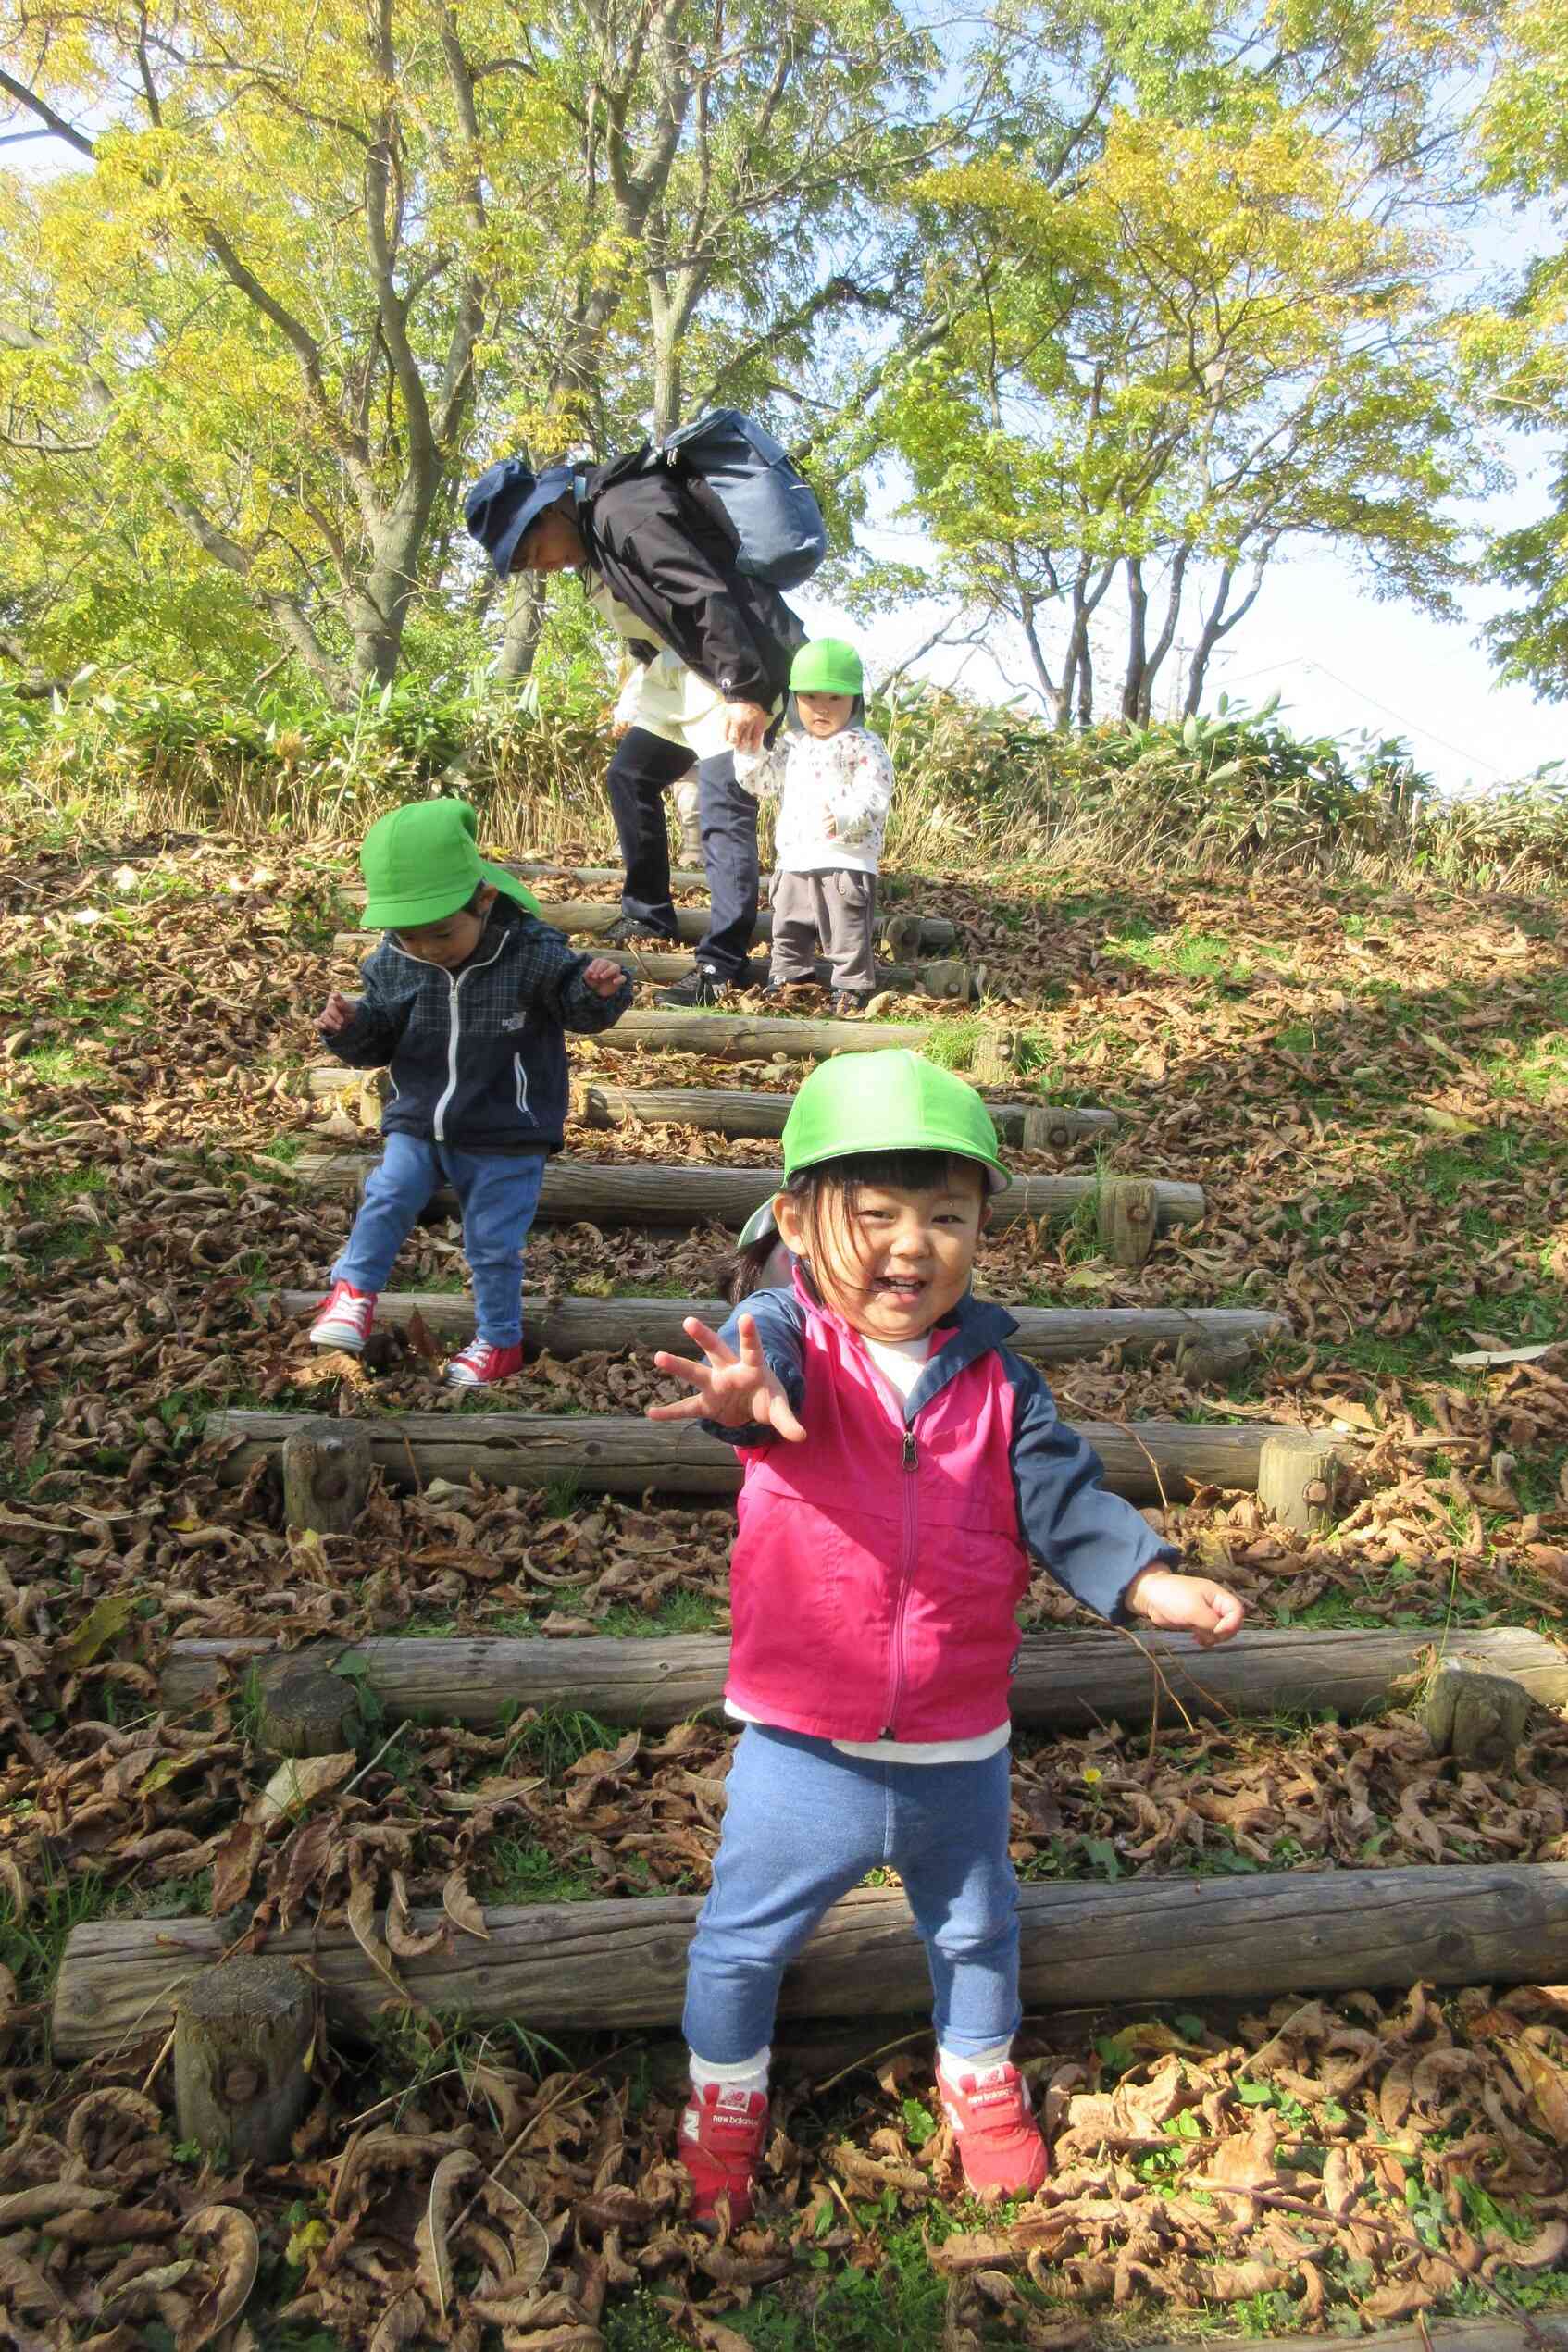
[690,2045,770,2099]
[939,2040,1014,2082]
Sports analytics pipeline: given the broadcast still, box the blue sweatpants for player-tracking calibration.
[683,1724,1021,2064]
[331,1133,544,1347]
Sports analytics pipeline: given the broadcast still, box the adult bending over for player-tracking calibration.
[466,453,804,1006]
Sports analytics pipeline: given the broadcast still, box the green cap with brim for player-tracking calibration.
[779,1049,1009,1194]
[790,637,864,696]
[736,1052,1007,1249]
[358,800,541,929]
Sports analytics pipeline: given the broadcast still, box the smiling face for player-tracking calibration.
[795,689,856,740]
[775,1163,989,1344]
[512,504,585,574]
[390,884,497,969]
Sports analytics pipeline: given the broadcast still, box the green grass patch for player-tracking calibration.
[476,1834,599,1905]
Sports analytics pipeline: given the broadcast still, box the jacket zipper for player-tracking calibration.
[881,1424,919,1737]
[426,930,507,1143]
[433,966,461,1142]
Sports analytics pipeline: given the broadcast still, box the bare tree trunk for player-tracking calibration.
[1058,558,1114,732]
[1184,546,1272,716]
[1139,544,1188,723]
[495,575,548,685]
[1121,555,1148,722]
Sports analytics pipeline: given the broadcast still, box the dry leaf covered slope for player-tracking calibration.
[4,838,1568,2349]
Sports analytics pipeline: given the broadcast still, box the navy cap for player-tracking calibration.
[464,460,576,577]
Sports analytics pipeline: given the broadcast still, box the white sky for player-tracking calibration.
[791,448,1567,797]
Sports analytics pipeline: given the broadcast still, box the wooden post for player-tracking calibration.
[915,959,977,1003]
[280,1420,372,1534]
[881,908,922,962]
[1257,1430,1342,1537]
[255,1667,354,1759]
[173,1958,317,2163]
[1020,1108,1085,1151]
[968,1029,1014,1088]
[1099,1176,1159,1267]
[1422,1660,1532,1768]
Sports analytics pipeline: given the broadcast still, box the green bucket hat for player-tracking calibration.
[790,638,863,697]
[738,1050,1009,1248]
[358,801,541,930]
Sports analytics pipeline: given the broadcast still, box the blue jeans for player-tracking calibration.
[606,727,760,981]
[332,1133,544,1347]
[684,1725,1021,2064]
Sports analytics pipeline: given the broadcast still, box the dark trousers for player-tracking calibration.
[606,726,759,981]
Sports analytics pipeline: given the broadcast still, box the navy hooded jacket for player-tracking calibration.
[324,899,631,1152]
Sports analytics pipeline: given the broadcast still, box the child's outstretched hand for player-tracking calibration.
[582,957,626,997]
[318,990,357,1036]
[1126,1568,1244,1648]
[647,1313,807,1443]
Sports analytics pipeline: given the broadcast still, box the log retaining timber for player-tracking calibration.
[576,1083,1118,1148]
[329,934,980,1000]
[305,1074,1120,1149]
[52,1862,1568,2056]
[159,1624,1568,1733]
[265,1290,1284,1364]
[286,1151,1205,1233]
[206,1409,1290,1500]
[337,898,959,952]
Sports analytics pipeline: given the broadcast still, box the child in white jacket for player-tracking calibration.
[734,638,893,1012]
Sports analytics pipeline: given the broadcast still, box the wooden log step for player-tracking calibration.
[286,1151,1205,1233]
[53,1862,1568,2056]
[603,1009,934,1058]
[207,1409,1286,1501]
[328,934,979,1001]
[265,1290,1284,1365]
[337,897,958,952]
[576,1083,1118,1148]
[160,1624,1568,1733]
[306,1074,1119,1151]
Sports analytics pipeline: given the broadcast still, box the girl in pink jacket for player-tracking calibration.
[648,1051,1243,2224]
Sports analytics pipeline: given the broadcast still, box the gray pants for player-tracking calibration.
[769,868,877,993]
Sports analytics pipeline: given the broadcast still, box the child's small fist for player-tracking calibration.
[583,957,625,997]
[1126,1568,1244,1648]
[317,990,356,1036]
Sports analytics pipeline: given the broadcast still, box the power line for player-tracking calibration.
[1212,653,1510,779]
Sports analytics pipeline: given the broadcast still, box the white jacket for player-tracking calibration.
[735,725,893,876]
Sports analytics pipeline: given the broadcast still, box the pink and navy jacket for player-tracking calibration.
[711,1279,1178,1746]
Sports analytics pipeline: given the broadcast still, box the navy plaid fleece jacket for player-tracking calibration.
[324,900,632,1152]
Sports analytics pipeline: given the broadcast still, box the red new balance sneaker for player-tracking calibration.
[308,1280,377,1351]
[444,1338,526,1388]
[937,2060,1050,2201]
[677,2083,769,2225]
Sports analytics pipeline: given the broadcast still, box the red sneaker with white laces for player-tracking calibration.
[309,1280,377,1352]
[677,2083,770,2225]
[444,1338,526,1388]
[937,2060,1050,2201]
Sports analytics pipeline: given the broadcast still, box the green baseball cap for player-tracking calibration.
[737,1050,1009,1247]
[790,638,863,696]
[358,800,541,930]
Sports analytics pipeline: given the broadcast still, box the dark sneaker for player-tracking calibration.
[656,963,731,1008]
[603,914,678,947]
[831,989,874,1015]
